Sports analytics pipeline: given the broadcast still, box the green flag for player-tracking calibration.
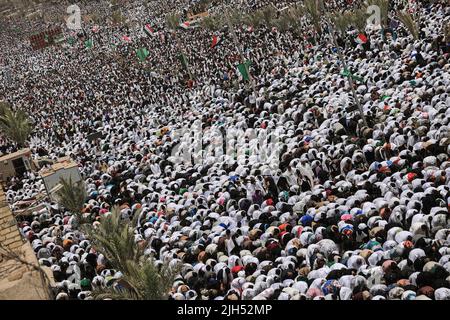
[178,53,189,70]
[68,37,76,46]
[136,47,149,62]
[341,68,363,83]
[237,60,252,81]
[85,39,93,49]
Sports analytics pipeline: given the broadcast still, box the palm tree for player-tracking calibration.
[224,7,258,102]
[396,10,419,40]
[84,207,176,300]
[303,0,323,35]
[201,14,223,32]
[330,12,352,36]
[350,8,370,33]
[282,5,306,37]
[261,5,276,26]
[111,9,125,25]
[245,11,263,29]
[0,103,32,148]
[55,176,87,224]
[272,15,291,33]
[165,12,180,31]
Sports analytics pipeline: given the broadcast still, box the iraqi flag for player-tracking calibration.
[179,21,191,29]
[210,35,221,49]
[355,33,368,44]
[144,24,154,37]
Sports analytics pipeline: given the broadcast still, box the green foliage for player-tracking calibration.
[84,207,176,300]
[397,10,419,40]
[303,0,324,34]
[330,12,352,36]
[245,11,263,28]
[0,103,32,147]
[201,15,224,31]
[227,8,243,27]
[272,16,291,32]
[55,177,87,220]
[261,5,276,25]
[111,10,125,24]
[351,9,370,32]
[166,12,180,30]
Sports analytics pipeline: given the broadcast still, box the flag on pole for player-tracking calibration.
[178,53,189,70]
[341,68,364,82]
[237,60,252,81]
[84,39,93,48]
[210,35,221,49]
[136,47,149,62]
[179,21,191,29]
[355,33,368,44]
[144,24,154,37]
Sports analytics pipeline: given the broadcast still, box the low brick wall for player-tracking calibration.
[0,190,53,300]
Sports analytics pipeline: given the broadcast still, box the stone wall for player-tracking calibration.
[0,189,53,300]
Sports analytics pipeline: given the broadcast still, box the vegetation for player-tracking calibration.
[201,14,224,31]
[55,177,87,224]
[0,102,32,148]
[303,0,324,34]
[397,10,419,40]
[165,13,180,31]
[84,207,176,300]
[111,9,125,25]
[350,8,370,33]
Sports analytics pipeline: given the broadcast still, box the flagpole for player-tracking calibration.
[225,5,259,107]
[326,19,368,128]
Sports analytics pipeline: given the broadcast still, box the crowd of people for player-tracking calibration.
[1,0,450,300]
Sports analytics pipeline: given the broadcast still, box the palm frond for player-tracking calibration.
[166,13,180,30]
[0,104,32,147]
[272,16,291,32]
[396,10,419,40]
[82,206,140,273]
[83,206,177,300]
[111,10,125,24]
[201,15,223,31]
[330,12,352,36]
[302,0,324,34]
[261,6,276,25]
[227,9,243,27]
[55,176,87,220]
[351,9,370,33]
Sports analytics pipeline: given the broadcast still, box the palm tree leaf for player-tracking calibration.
[396,10,419,40]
